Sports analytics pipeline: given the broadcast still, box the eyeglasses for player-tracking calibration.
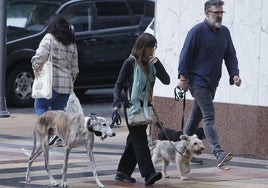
[208,10,225,15]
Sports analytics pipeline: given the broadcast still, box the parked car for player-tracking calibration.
[6,0,154,106]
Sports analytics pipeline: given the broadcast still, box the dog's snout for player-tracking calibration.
[201,147,204,151]
[112,132,116,137]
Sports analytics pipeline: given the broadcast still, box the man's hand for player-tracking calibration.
[178,79,188,91]
[233,75,242,87]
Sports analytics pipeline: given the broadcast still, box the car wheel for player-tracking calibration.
[6,64,34,107]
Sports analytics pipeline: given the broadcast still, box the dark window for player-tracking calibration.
[62,3,94,32]
[96,2,128,16]
[7,2,57,31]
[129,2,144,25]
[95,1,130,29]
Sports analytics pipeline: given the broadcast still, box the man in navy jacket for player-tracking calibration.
[178,0,242,167]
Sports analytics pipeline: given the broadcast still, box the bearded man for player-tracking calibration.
[178,0,242,167]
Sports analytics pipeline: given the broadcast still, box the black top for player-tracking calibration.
[113,56,170,108]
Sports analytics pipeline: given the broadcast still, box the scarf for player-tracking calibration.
[128,55,156,121]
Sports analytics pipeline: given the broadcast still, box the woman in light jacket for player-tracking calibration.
[31,15,79,145]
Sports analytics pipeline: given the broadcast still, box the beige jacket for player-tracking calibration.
[31,33,79,94]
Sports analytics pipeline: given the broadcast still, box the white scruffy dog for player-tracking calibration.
[151,134,204,180]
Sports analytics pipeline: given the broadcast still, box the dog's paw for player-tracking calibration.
[25,176,31,182]
[98,183,105,188]
[61,181,67,187]
[180,176,188,180]
[164,175,170,178]
[51,180,59,187]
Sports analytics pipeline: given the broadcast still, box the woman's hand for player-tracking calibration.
[149,57,158,64]
[34,70,40,78]
[112,107,121,125]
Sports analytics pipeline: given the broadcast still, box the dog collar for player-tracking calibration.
[84,117,91,130]
[84,116,102,137]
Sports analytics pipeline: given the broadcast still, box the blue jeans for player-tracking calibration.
[184,85,223,156]
[34,89,70,116]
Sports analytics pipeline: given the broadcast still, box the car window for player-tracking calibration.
[7,3,33,27]
[128,2,144,25]
[62,3,94,32]
[7,2,58,32]
[7,1,58,37]
[95,1,130,29]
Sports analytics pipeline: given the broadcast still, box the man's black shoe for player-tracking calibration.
[191,157,203,165]
[115,171,136,183]
[145,172,162,185]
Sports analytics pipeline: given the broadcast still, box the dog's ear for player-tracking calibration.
[179,134,188,140]
[86,118,91,125]
[90,113,97,120]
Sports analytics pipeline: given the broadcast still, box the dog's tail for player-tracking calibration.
[31,129,37,157]
[22,129,37,158]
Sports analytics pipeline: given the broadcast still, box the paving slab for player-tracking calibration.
[0,112,268,188]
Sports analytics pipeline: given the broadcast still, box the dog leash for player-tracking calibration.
[174,86,186,130]
[111,113,121,128]
[150,86,188,156]
[151,105,186,156]
[131,57,186,156]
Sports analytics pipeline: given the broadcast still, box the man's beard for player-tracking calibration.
[209,17,222,28]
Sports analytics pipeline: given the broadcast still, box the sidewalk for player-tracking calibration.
[0,112,268,188]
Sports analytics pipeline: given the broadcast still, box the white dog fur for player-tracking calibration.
[150,134,204,180]
[25,110,116,188]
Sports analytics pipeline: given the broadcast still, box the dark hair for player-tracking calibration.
[131,33,157,61]
[46,15,75,46]
[204,0,224,12]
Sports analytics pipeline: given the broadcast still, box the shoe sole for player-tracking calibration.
[217,153,233,167]
[115,176,135,183]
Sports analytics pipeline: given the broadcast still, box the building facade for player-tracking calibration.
[152,0,268,159]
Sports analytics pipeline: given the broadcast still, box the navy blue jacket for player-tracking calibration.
[178,20,239,90]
